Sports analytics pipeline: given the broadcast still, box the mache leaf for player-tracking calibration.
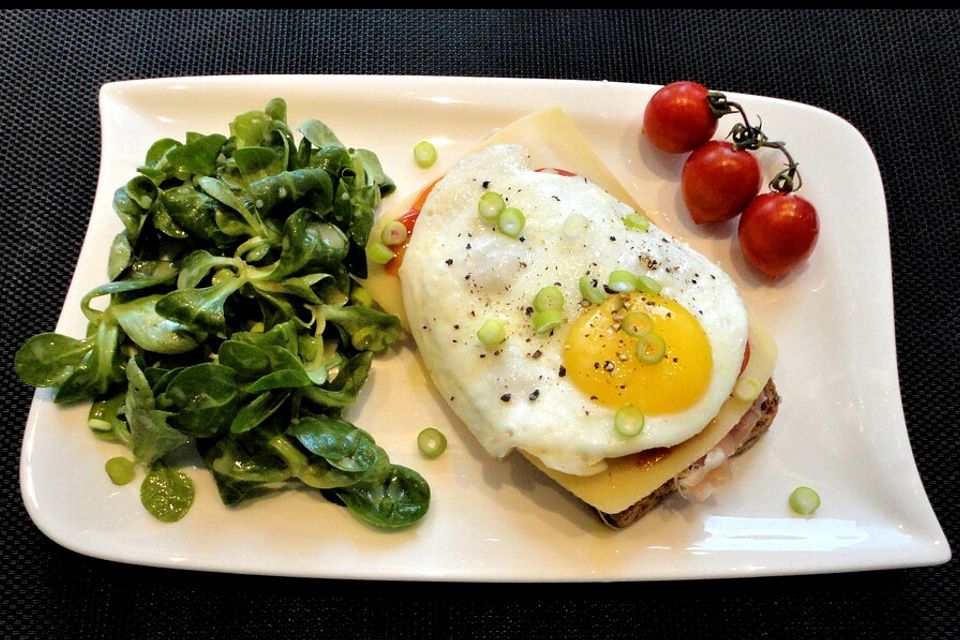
[320,304,401,353]
[230,110,273,149]
[54,321,123,404]
[288,415,379,473]
[267,209,349,281]
[301,351,372,409]
[335,464,430,529]
[158,363,239,437]
[125,358,191,465]
[229,390,289,435]
[247,168,333,216]
[299,119,343,148]
[166,133,227,178]
[112,294,201,355]
[14,333,94,388]
[203,436,292,506]
[155,276,245,333]
[161,185,234,247]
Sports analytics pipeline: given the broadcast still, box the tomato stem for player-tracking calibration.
[707,91,802,193]
[761,141,802,193]
[707,92,765,150]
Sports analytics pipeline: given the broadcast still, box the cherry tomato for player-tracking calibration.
[681,141,761,224]
[643,81,718,153]
[738,192,819,278]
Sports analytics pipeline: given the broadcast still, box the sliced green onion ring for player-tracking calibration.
[562,213,589,238]
[789,486,821,515]
[532,309,563,334]
[607,270,638,293]
[88,418,112,433]
[579,276,606,305]
[497,207,526,238]
[417,427,448,458]
[533,286,564,312]
[413,140,437,168]
[478,192,505,222]
[637,332,666,364]
[381,220,409,246]
[621,312,654,338]
[365,240,395,265]
[614,405,645,437]
[624,213,650,232]
[477,317,506,346]
[636,274,663,295]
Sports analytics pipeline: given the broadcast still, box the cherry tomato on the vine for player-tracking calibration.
[738,192,819,278]
[681,141,761,224]
[643,81,718,153]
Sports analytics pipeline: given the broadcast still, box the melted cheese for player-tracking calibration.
[524,322,777,514]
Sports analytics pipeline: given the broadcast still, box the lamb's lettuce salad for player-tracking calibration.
[15,98,428,528]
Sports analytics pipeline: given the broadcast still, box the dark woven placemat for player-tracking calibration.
[1,9,956,638]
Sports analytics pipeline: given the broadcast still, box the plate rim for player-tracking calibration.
[19,74,951,581]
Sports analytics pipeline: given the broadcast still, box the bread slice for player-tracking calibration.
[598,379,781,528]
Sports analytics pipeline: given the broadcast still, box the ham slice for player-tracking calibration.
[676,384,769,502]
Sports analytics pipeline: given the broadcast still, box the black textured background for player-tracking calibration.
[1,10,956,639]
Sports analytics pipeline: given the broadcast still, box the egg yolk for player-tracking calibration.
[563,292,712,415]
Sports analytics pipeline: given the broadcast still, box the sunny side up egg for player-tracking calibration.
[400,144,748,475]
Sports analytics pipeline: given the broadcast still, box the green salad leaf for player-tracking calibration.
[14,99,423,528]
[336,465,430,529]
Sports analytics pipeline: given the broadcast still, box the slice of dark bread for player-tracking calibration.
[598,379,781,528]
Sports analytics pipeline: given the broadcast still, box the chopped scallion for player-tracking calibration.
[477,317,506,346]
[533,286,564,312]
[562,213,589,238]
[579,276,606,305]
[413,140,437,168]
[621,312,654,338]
[417,427,448,458]
[381,220,409,246]
[636,332,666,364]
[88,418,112,433]
[365,241,395,265]
[624,213,650,232]
[614,405,645,437]
[497,207,526,238]
[532,309,563,334]
[636,274,663,295]
[478,192,505,222]
[789,486,821,515]
[607,270,638,293]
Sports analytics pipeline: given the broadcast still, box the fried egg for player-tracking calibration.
[400,144,748,475]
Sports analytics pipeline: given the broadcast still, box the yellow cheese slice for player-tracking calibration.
[362,107,654,329]
[481,107,641,208]
[524,321,777,515]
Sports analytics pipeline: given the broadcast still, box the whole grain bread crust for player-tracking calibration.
[599,379,780,529]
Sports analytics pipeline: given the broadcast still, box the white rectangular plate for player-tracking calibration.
[20,76,950,581]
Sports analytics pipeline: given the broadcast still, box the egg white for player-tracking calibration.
[400,144,748,475]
